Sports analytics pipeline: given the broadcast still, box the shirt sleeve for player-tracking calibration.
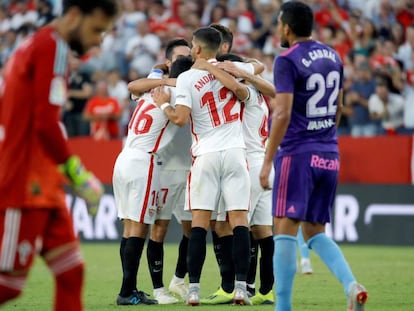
[273,56,296,94]
[32,35,71,164]
[175,72,192,109]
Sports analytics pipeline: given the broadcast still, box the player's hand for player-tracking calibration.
[61,156,104,215]
[259,161,273,190]
[217,61,243,78]
[153,86,171,107]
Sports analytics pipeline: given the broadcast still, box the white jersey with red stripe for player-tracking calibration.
[124,87,178,153]
[242,85,269,158]
[175,58,245,156]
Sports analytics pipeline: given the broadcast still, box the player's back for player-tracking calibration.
[275,40,343,155]
[125,88,178,153]
[0,26,68,209]
[176,64,245,156]
[242,85,269,156]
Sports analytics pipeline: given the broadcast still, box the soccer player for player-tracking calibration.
[0,1,117,310]
[128,38,192,304]
[113,56,193,306]
[152,27,252,306]
[196,53,276,306]
[259,2,368,311]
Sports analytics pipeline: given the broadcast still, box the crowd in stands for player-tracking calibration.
[0,0,413,138]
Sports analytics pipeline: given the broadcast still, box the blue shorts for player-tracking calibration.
[272,151,339,224]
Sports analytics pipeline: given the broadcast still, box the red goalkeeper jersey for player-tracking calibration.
[0,25,71,210]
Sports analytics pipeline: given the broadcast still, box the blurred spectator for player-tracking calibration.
[10,0,37,30]
[352,18,377,56]
[0,29,18,65]
[314,0,349,31]
[397,24,414,71]
[125,19,162,78]
[368,74,405,134]
[395,0,414,31]
[371,0,397,38]
[36,0,55,28]
[250,0,277,50]
[0,6,11,36]
[83,80,122,140]
[63,55,93,137]
[369,39,404,93]
[107,69,130,136]
[345,60,379,136]
[403,52,414,132]
[148,0,183,45]
[223,17,251,55]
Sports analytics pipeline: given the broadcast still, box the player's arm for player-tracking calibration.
[33,38,102,210]
[33,38,72,163]
[152,86,191,127]
[193,59,249,101]
[260,57,293,190]
[128,77,177,98]
[242,57,265,74]
[336,89,343,128]
[218,61,275,98]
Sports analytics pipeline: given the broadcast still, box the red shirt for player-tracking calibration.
[0,25,71,210]
[84,96,121,139]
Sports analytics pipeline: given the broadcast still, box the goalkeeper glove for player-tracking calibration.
[62,156,103,215]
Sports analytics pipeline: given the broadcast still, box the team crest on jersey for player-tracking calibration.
[18,240,32,266]
[49,76,67,106]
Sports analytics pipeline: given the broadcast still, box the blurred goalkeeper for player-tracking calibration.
[0,1,117,310]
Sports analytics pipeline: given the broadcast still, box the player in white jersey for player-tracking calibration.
[218,54,276,305]
[113,56,193,306]
[128,39,193,304]
[152,27,252,306]
[193,53,276,305]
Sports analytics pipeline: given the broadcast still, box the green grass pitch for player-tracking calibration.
[2,243,414,310]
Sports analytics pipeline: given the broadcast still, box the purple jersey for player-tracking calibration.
[273,40,343,155]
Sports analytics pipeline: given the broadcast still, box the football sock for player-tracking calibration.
[187,227,207,283]
[233,226,250,282]
[55,263,84,311]
[307,233,356,294]
[247,231,258,287]
[175,235,188,278]
[212,230,221,266]
[274,235,297,311]
[0,275,24,304]
[147,239,164,289]
[120,237,145,297]
[297,227,310,260]
[258,236,274,294]
[219,235,235,293]
[120,237,127,273]
[47,247,84,311]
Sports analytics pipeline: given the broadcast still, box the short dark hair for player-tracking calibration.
[193,27,222,53]
[217,53,243,63]
[210,23,233,52]
[165,38,190,60]
[280,1,313,37]
[62,0,118,17]
[169,56,193,78]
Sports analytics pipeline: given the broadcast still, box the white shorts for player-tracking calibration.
[247,157,274,226]
[156,169,192,223]
[185,148,250,214]
[216,154,274,224]
[113,148,159,224]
